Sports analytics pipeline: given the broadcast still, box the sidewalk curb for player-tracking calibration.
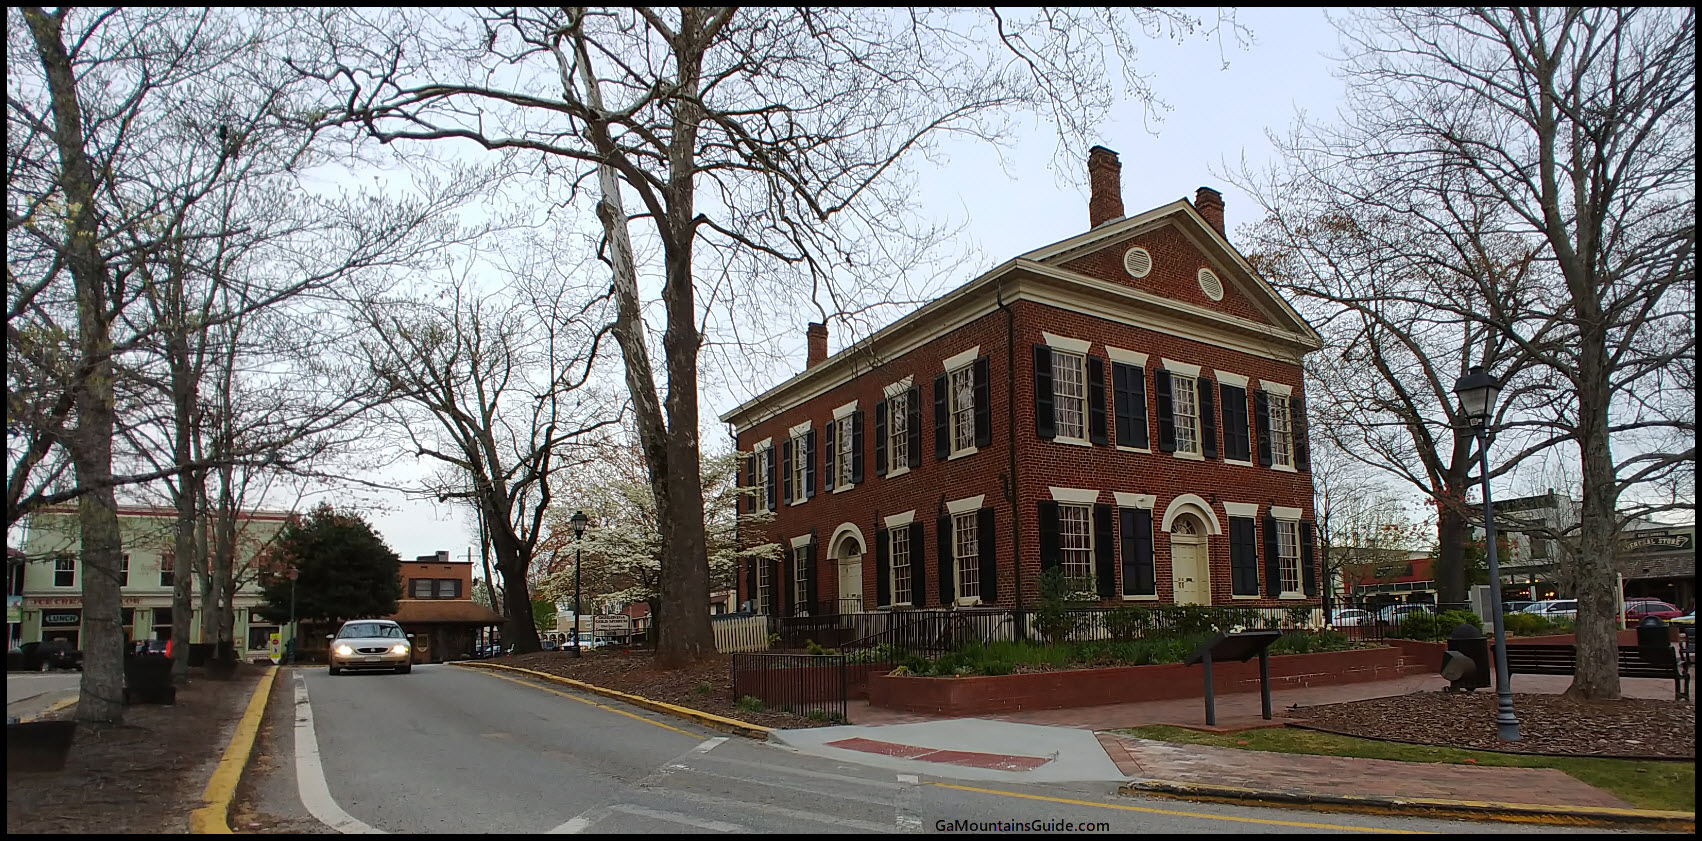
[189,665,278,834]
[1116,779,1697,831]
[450,661,774,740]
[16,695,78,722]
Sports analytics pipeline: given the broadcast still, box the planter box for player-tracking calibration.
[732,662,886,704]
[7,720,77,773]
[868,647,1421,716]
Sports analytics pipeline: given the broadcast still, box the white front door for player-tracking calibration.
[1170,534,1211,602]
[838,555,863,612]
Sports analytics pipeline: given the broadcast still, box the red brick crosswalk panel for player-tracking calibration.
[824,737,1051,770]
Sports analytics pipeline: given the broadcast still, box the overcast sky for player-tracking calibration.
[360,7,1348,560]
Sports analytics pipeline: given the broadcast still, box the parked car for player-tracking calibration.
[1374,604,1435,624]
[1670,610,1695,626]
[572,633,612,650]
[326,619,414,675]
[539,639,561,651]
[1534,600,1577,620]
[1623,599,1683,622]
[1502,600,1535,614]
[1521,600,1561,615]
[19,639,83,672]
[1329,608,1373,627]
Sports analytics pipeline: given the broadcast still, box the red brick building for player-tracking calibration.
[722,146,1323,618]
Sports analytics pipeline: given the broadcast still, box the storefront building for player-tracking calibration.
[1619,525,1695,611]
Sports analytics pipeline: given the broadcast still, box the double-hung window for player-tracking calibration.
[890,527,913,606]
[835,415,854,487]
[54,555,75,587]
[756,445,775,511]
[159,552,175,587]
[755,559,770,615]
[790,432,809,504]
[888,391,910,471]
[953,511,980,602]
[1052,352,1087,441]
[1059,504,1094,584]
[119,553,129,587]
[1269,393,1294,468]
[949,365,976,453]
[1277,520,1301,596]
[793,545,811,616]
[1172,374,1200,455]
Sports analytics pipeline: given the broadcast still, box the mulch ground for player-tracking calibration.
[487,648,834,730]
[5,663,264,835]
[1288,691,1696,758]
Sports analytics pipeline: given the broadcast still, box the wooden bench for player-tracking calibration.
[1499,643,1690,700]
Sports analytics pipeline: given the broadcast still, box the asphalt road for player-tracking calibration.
[6,670,82,721]
[236,664,1638,834]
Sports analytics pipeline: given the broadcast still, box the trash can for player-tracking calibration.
[1443,622,1491,691]
[1636,615,1671,658]
[124,643,176,705]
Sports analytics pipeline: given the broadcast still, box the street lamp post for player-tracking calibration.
[287,567,299,666]
[1454,365,1520,742]
[570,510,588,659]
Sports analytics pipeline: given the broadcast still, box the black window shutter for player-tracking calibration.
[874,400,888,476]
[743,454,756,514]
[906,386,922,468]
[1093,504,1115,598]
[807,531,820,613]
[781,439,794,504]
[1121,508,1155,596]
[1229,518,1256,596]
[876,527,891,607]
[1301,521,1318,596]
[1198,376,1218,460]
[1033,345,1055,439]
[977,507,997,602]
[803,431,817,498]
[933,373,950,459]
[822,422,835,492]
[767,556,781,617]
[1038,501,1062,572]
[937,515,954,605]
[1292,395,1311,471]
[1087,356,1109,446]
[909,522,926,606]
[765,450,777,510]
[851,410,866,483]
[1221,384,1249,461]
[745,558,756,612]
[780,549,794,616]
[972,357,991,447]
[1263,514,1281,598]
[1155,369,1176,453]
[1255,390,1273,467]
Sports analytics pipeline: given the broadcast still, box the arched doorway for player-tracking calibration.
[1169,514,1210,605]
[830,526,865,614]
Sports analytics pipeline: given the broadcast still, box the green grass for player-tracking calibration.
[1120,724,1695,813]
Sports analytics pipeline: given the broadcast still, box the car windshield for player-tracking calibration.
[340,623,404,639]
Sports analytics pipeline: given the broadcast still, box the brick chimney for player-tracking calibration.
[1195,186,1225,237]
[1087,145,1125,229]
[806,322,828,369]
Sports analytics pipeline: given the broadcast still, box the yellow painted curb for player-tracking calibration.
[452,661,774,739]
[189,666,279,834]
[18,695,78,722]
[1118,780,1697,832]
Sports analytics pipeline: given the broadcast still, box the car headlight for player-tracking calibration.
[334,644,354,656]
[391,643,410,655]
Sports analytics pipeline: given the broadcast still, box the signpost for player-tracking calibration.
[1183,629,1284,726]
[592,614,632,642]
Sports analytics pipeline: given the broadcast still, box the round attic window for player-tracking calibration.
[1197,268,1224,301]
[1122,247,1152,278]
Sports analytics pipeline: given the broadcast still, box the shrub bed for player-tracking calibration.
[885,629,1358,678]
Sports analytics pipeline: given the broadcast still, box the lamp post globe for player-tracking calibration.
[1453,365,1520,741]
[570,511,588,658]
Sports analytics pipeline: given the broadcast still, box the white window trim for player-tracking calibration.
[1222,501,1260,518]
[1122,593,1161,601]
[948,446,980,460]
[1272,463,1297,473]
[883,375,914,399]
[946,494,985,515]
[788,419,812,437]
[1049,487,1100,504]
[942,345,981,372]
[1105,346,1148,367]
[886,464,911,479]
[1261,381,1293,396]
[830,415,856,492]
[833,400,858,420]
[1172,450,1205,462]
[1161,359,1202,378]
[889,527,915,608]
[1054,437,1093,448]
[1050,349,1090,444]
[1215,370,1249,388]
[833,483,854,495]
[790,533,813,549]
[1113,492,1156,509]
[1041,332,1092,354]
[1225,457,1256,468]
[884,510,916,530]
[1271,506,1304,520]
[1117,445,1153,454]
[1276,518,1304,600]
[789,433,810,506]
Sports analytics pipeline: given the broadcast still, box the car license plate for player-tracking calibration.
[362,655,383,662]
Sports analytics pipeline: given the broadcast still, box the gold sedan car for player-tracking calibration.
[326,619,414,675]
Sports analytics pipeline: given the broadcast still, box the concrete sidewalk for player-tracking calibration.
[767,673,1694,829]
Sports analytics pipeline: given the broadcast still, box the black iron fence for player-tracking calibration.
[730,652,847,723]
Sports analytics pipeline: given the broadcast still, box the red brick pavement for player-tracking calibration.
[824,737,1052,771]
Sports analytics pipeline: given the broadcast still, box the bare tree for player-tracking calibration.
[1309,440,1429,613]
[1235,8,1694,700]
[357,273,618,653]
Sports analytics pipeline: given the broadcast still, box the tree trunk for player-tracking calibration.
[489,504,539,652]
[1567,334,1621,700]
[1434,501,1468,610]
